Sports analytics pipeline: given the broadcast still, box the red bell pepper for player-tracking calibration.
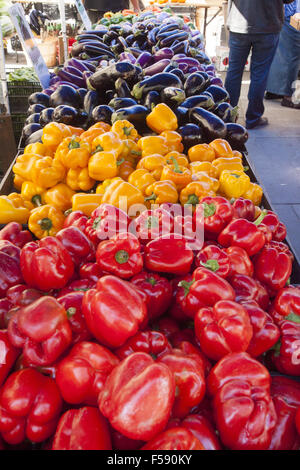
[173,214,203,251]
[231,197,255,221]
[218,217,266,256]
[230,273,269,310]
[194,196,233,239]
[265,240,294,262]
[96,232,143,279]
[131,271,172,320]
[52,407,112,450]
[115,330,172,360]
[79,262,104,283]
[169,275,193,322]
[55,341,119,405]
[169,414,222,450]
[254,245,292,292]
[6,284,43,307]
[63,210,88,232]
[141,427,204,450]
[111,429,144,451]
[85,203,130,243]
[8,296,72,366]
[225,246,253,277]
[195,245,230,278]
[273,222,287,242]
[0,330,19,387]
[20,237,74,291]
[57,291,92,344]
[145,234,194,276]
[0,368,62,445]
[57,278,96,297]
[99,352,175,441]
[269,376,300,450]
[158,347,206,418]
[82,275,147,348]
[241,300,280,357]
[0,222,32,248]
[0,240,23,299]
[256,210,280,238]
[176,267,235,319]
[56,226,95,266]
[195,300,253,361]
[0,298,12,329]
[131,208,174,244]
[207,352,277,450]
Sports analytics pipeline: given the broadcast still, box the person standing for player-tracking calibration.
[84,0,141,25]
[224,0,295,129]
[265,0,300,109]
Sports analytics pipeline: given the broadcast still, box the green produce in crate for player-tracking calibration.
[8,68,39,83]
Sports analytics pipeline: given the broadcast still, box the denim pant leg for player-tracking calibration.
[246,33,280,127]
[225,32,252,107]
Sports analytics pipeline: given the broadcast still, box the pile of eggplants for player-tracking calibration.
[22,9,248,150]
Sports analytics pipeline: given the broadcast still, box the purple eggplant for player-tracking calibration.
[27,104,46,116]
[62,66,84,78]
[190,107,227,141]
[28,92,50,107]
[210,77,224,87]
[144,59,171,76]
[153,48,174,63]
[132,73,183,100]
[50,85,81,109]
[178,123,204,151]
[68,58,96,73]
[25,113,40,125]
[136,51,153,68]
[205,85,230,104]
[119,52,136,64]
[225,123,248,149]
[53,105,79,126]
[160,87,186,109]
[39,108,54,127]
[56,68,86,88]
[92,105,113,124]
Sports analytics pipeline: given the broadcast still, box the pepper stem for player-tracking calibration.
[253,210,268,226]
[200,259,220,272]
[170,156,182,174]
[67,307,76,318]
[145,193,157,202]
[203,202,216,218]
[38,217,53,232]
[186,194,199,206]
[68,138,80,150]
[93,216,102,230]
[116,158,125,166]
[146,277,157,286]
[178,279,195,297]
[31,194,42,207]
[115,249,129,264]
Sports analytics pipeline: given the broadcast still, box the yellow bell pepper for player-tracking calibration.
[121,139,142,160]
[128,169,156,195]
[163,152,189,168]
[88,151,119,181]
[41,122,73,151]
[111,120,138,141]
[189,161,218,179]
[160,130,184,153]
[96,177,122,197]
[160,157,192,191]
[137,136,169,157]
[117,160,135,181]
[13,175,25,191]
[146,103,178,134]
[137,154,166,180]
[80,122,111,145]
[191,171,220,192]
[0,196,31,224]
[212,157,244,178]
[31,156,66,188]
[188,144,216,163]
[209,139,234,158]
[91,131,124,157]
[55,136,91,169]
[13,153,43,182]
[28,204,65,239]
[66,168,95,191]
[44,183,75,212]
[21,181,46,207]
[24,142,50,156]
[180,182,216,208]
[7,193,34,211]
[219,170,251,199]
[144,180,179,205]
[101,179,144,212]
[242,182,263,206]
[72,193,103,216]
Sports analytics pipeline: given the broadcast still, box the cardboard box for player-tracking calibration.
[215,46,251,72]
[0,115,16,176]
[290,13,300,31]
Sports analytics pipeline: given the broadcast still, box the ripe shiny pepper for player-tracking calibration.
[141,427,204,450]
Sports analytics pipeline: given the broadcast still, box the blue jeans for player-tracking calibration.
[267,20,300,97]
[225,32,280,127]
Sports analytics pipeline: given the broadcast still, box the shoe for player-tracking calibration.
[265,92,284,100]
[246,117,269,130]
[281,97,300,109]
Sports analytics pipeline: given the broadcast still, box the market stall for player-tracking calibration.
[0,3,300,453]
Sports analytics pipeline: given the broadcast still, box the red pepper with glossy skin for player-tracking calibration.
[79,262,104,283]
[115,330,172,360]
[20,237,74,291]
[230,273,269,310]
[141,427,204,450]
[241,300,280,358]
[63,210,88,232]
[131,271,172,320]
[256,210,280,238]
[57,278,95,297]
[265,240,294,262]
[194,196,233,239]
[0,241,23,299]
[173,214,203,251]
[145,234,194,276]
[218,218,266,256]
[195,245,230,278]
[85,203,130,243]
[254,245,292,291]
[225,246,254,277]
[55,341,119,405]
[0,368,62,445]
[269,376,300,450]
[0,222,33,248]
[273,222,287,242]
[57,291,92,344]
[176,267,235,319]
[195,300,253,361]
[231,197,255,221]
[0,331,19,387]
[131,208,174,244]
[207,352,277,450]
[52,407,112,450]
[8,296,72,366]
[56,226,95,266]
[96,232,143,280]
[82,275,147,348]
[0,298,12,329]
[6,284,43,307]
[169,414,222,450]
[99,352,175,441]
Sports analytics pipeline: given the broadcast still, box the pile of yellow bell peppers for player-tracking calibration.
[0,103,263,239]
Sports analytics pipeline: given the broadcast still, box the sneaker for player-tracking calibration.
[281,97,300,109]
[265,92,283,100]
[246,117,269,130]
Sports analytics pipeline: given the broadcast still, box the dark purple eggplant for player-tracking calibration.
[181,95,215,111]
[136,51,153,68]
[126,47,144,59]
[210,77,224,87]
[39,108,54,127]
[24,128,43,147]
[22,123,42,141]
[50,85,81,109]
[144,59,171,76]
[27,104,46,116]
[28,92,50,107]
[62,65,85,78]
[88,62,137,92]
[156,23,179,37]
[190,107,227,142]
[175,107,189,127]
[119,52,136,64]
[25,113,40,125]
[184,73,210,97]
[83,90,100,116]
[105,90,116,103]
[67,58,96,73]
[75,111,89,128]
[144,90,160,110]
[92,105,113,124]
[112,105,149,134]
[153,48,174,63]
[170,41,188,55]
[160,87,185,109]
[77,88,88,107]
[147,26,160,46]
[109,97,137,110]
[214,102,238,123]
[160,31,189,48]
[53,105,79,126]
[225,123,248,149]
[169,68,185,82]
[178,123,204,151]
[132,73,182,100]
[115,78,132,98]
[56,68,86,88]
[205,85,229,104]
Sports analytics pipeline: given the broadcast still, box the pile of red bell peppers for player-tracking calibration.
[0,196,300,451]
